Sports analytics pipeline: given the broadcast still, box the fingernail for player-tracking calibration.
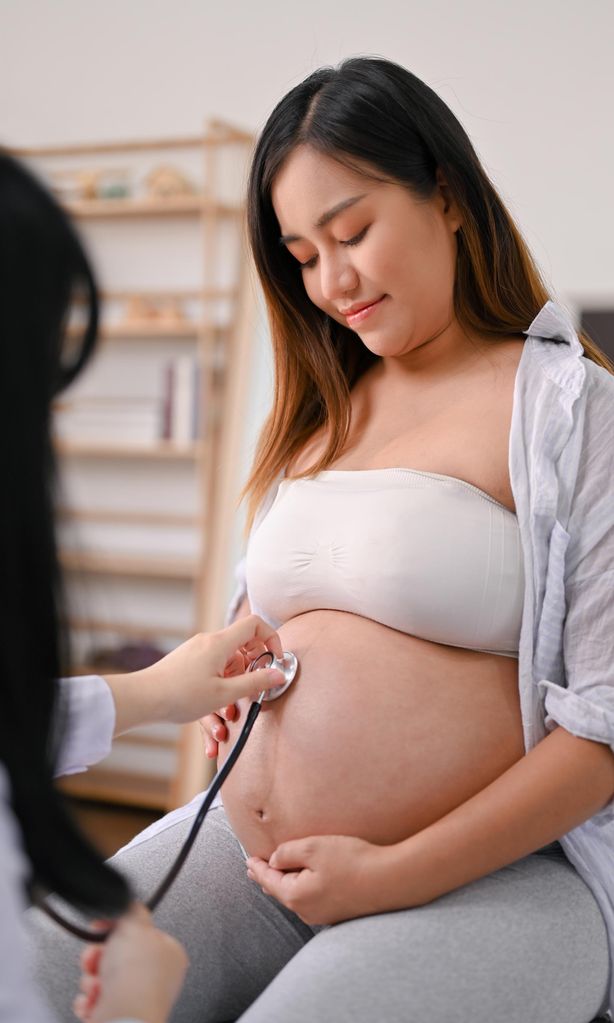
[267,670,285,683]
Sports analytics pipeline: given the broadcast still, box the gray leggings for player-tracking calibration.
[27,803,611,1023]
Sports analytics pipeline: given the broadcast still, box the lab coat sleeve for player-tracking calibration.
[538,368,614,755]
[54,675,116,777]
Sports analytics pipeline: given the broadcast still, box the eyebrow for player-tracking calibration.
[278,193,368,246]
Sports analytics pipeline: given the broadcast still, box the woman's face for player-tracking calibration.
[271,145,463,361]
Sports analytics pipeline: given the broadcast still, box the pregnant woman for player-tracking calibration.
[31,57,614,1023]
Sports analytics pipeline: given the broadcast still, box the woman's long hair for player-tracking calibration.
[0,151,130,915]
[242,55,613,533]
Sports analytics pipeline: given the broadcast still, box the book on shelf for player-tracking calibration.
[161,355,202,444]
[54,357,204,447]
[54,397,162,445]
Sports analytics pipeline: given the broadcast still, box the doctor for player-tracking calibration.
[0,150,284,1023]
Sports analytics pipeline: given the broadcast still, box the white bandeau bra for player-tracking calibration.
[245,468,525,657]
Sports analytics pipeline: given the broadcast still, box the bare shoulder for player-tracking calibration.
[285,424,329,476]
[484,336,525,366]
[477,336,525,389]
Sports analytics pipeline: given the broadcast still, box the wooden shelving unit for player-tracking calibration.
[16,124,257,811]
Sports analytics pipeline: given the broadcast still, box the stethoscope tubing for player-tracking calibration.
[36,651,283,942]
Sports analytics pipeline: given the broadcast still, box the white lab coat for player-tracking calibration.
[0,674,141,1023]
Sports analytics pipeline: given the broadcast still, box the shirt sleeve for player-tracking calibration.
[538,368,614,753]
[54,675,116,777]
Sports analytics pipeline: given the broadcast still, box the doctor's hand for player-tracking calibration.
[73,903,187,1023]
[245,835,394,926]
[104,615,285,736]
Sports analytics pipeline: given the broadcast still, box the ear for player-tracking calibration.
[435,167,462,233]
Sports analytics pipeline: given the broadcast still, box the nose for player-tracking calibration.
[319,250,359,303]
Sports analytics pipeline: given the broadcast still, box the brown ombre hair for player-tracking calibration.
[241,56,613,534]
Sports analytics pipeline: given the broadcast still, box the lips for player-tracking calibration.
[340,297,385,317]
[340,295,387,327]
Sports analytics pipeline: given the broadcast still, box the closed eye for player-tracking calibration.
[299,226,369,269]
[344,225,369,247]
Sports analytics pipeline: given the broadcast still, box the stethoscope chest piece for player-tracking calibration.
[249,650,299,701]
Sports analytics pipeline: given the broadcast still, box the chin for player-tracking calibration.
[358,332,408,357]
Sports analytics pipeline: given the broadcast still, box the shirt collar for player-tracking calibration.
[523,300,584,355]
[523,300,585,398]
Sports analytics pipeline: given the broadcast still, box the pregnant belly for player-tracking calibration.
[218,610,524,860]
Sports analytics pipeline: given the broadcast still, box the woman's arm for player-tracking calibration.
[378,724,614,910]
[57,617,284,774]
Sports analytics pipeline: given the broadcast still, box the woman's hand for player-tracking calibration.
[105,615,285,735]
[245,835,395,926]
[73,904,188,1023]
[199,702,240,759]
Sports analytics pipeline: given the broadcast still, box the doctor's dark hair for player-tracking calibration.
[0,151,131,916]
[241,55,613,533]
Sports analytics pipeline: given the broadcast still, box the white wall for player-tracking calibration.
[3,0,613,592]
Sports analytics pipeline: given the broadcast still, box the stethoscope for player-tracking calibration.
[36,649,299,942]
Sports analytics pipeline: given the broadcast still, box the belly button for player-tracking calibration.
[255,808,266,820]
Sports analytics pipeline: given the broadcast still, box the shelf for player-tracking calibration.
[68,618,190,640]
[114,731,177,750]
[58,507,199,527]
[59,768,170,811]
[67,322,231,341]
[55,440,201,460]
[98,288,238,301]
[68,322,201,339]
[60,550,198,579]
[103,323,201,339]
[12,124,253,158]
[65,196,242,219]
